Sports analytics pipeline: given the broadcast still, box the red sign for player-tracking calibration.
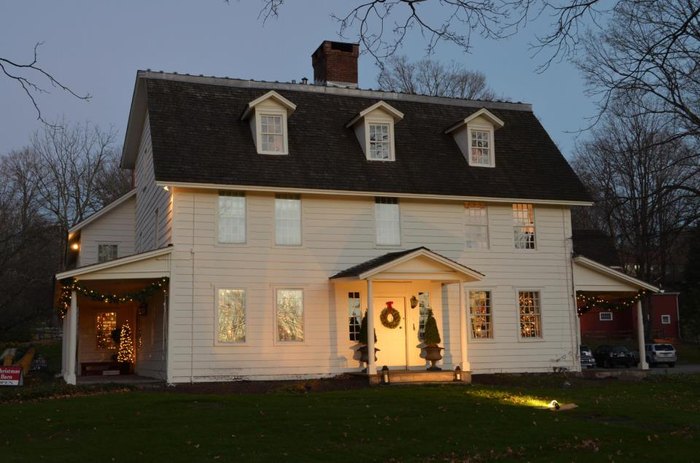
[0,366,23,386]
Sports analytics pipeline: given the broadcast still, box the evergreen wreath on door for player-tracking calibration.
[380,301,401,329]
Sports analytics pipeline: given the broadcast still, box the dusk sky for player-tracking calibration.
[1,1,594,158]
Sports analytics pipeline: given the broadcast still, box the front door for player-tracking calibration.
[374,297,422,368]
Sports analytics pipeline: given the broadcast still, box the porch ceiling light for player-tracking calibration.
[70,242,80,251]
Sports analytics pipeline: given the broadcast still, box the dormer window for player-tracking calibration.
[241,90,296,155]
[445,108,504,168]
[347,101,403,162]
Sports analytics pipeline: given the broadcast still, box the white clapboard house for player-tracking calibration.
[56,41,658,384]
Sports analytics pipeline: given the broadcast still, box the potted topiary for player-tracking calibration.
[421,309,443,370]
[355,310,379,370]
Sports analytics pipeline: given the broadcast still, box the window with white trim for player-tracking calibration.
[217,289,246,343]
[599,311,613,321]
[97,244,118,263]
[375,197,400,245]
[469,128,493,166]
[518,291,542,339]
[368,123,392,160]
[276,289,304,342]
[465,202,489,249]
[513,204,536,249]
[218,192,246,244]
[96,312,117,350]
[259,113,285,153]
[275,194,301,246]
[348,292,361,342]
[417,292,431,341]
[661,314,671,325]
[469,290,492,339]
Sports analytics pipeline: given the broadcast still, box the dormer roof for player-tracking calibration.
[445,108,505,134]
[241,90,297,120]
[346,101,404,128]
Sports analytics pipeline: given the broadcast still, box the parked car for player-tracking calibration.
[645,343,677,367]
[593,345,636,368]
[580,345,596,368]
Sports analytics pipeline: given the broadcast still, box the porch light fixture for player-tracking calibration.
[410,295,418,309]
[70,242,80,251]
[454,366,462,382]
[381,365,390,385]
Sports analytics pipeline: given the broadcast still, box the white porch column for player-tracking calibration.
[459,281,469,371]
[64,290,78,385]
[637,299,648,370]
[366,279,376,375]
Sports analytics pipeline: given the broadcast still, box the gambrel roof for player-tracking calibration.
[122,72,591,204]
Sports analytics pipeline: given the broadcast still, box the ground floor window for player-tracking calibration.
[417,292,431,341]
[217,289,246,343]
[348,292,361,341]
[96,312,118,349]
[518,291,542,339]
[469,290,492,339]
[599,311,613,321]
[277,289,304,342]
[661,314,671,325]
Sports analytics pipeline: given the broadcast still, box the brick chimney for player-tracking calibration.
[312,41,359,88]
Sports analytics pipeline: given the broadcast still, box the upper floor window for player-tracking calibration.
[369,123,391,160]
[469,128,492,166]
[275,194,301,246]
[445,108,503,168]
[465,202,489,249]
[218,192,246,244]
[375,197,400,246]
[512,203,536,249]
[241,91,296,155]
[346,101,403,162]
[98,244,118,263]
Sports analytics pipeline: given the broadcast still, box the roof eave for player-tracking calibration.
[121,72,149,170]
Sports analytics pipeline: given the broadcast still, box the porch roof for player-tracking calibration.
[573,256,659,293]
[330,247,484,282]
[56,246,172,281]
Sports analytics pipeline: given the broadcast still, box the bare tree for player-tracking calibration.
[1,42,90,125]
[572,103,700,287]
[377,55,497,99]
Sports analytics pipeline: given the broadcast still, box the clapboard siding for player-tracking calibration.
[78,197,136,266]
[134,114,172,254]
[161,188,578,381]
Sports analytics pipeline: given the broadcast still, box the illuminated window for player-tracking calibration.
[276,289,304,342]
[217,289,246,343]
[518,291,542,339]
[513,204,536,249]
[465,202,489,249]
[348,292,361,341]
[599,311,613,322]
[469,290,492,339]
[96,312,118,350]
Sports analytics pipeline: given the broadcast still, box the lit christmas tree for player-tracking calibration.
[117,322,135,364]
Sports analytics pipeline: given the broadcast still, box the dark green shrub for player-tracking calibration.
[423,309,441,345]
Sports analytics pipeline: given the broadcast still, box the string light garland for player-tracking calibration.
[56,277,169,318]
[576,290,647,316]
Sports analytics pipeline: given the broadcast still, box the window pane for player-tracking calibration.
[512,204,536,249]
[518,291,542,338]
[275,194,301,245]
[277,289,304,342]
[96,312,118,350]
[219,193,246,243]
[348,292,361,341]
[417,292,430,341]
[218,289,246,343]
[375,197,400,245]
[368,123,391,160]
[98,244,118,263]
[260,114,284,152]
[465,202,488,249]
[469,290,492,339]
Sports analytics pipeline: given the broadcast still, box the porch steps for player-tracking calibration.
[366,369,471,385]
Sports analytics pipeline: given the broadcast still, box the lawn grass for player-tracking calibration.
[1,374,699,462]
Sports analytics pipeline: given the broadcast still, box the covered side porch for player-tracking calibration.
[55,248,172,384]
[331,247,483,383]
[573,256,660,370]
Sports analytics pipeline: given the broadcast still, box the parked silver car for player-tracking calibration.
[580,345,596,368]
[645,343,677,367]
